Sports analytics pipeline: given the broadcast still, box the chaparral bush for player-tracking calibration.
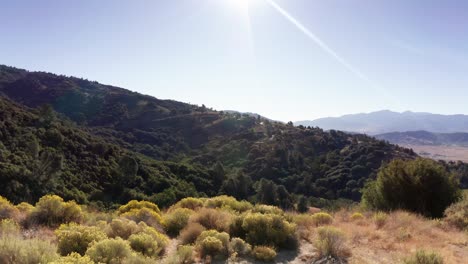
[28,195,82,227]
[55,223,107,256]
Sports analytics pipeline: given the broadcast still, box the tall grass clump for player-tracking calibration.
[443,194,468,230]
[0,236,58,264]
[373,212,388,229]
[403,250,444,264]
[314,226,350,259]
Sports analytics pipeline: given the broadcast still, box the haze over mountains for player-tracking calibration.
[295,110,468,135]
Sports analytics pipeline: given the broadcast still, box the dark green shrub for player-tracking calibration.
[362,159,461,218]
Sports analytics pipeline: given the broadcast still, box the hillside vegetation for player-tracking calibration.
[0,194,466,264]
[0,65,417,208]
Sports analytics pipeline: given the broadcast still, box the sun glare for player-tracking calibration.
[229,0,250,11]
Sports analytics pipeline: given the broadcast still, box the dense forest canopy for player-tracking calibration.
[1,65,464,209]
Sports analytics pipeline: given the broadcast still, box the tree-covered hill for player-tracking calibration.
[0,65,418,207]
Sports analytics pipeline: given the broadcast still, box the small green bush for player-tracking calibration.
[229,237,252,257]
[373,212,388,229]
[196,229,230,256]
[172,197,204,211]
[199,236,224,257]
[0,236,58,264]
[15,202,34,215]
[106,218,141,239]
[120,208,162,228]
[162,208,193,236]
[128,225,169,257]
[242,213,297,249]
[179,222,206,244]
[56,223,107,256]
[204,196,253,212]
[252,246,277,262]
[444,196,468,230]
[314,226,349,259]
[28,195,82,227]
[50,252,94,264]
[403,250,444,264]
[118,200,161,215]
[85,237,133,264]
[128,233,160,257]
[0,196,19,220]
[350,212,364,221]
[311,212,333,226]
[252,204,284,216]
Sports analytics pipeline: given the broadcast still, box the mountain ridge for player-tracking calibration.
[295,110,468,135]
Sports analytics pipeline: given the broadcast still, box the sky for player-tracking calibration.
[1,0,467,122]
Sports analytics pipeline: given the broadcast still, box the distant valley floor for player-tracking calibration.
[400,144,468,163]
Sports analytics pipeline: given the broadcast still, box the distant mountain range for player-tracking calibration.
[295,110,468,135]
[375,131,468,147]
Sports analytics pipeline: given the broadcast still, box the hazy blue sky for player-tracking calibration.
[1,0,467,121]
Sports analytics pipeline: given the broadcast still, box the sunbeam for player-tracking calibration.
[265,0,377,88]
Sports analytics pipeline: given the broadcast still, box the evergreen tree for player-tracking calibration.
[297,196,309,213]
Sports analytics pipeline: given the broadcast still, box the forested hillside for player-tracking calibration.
[0,65,417,208]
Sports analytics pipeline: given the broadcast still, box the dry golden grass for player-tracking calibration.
[320,209,468,264]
